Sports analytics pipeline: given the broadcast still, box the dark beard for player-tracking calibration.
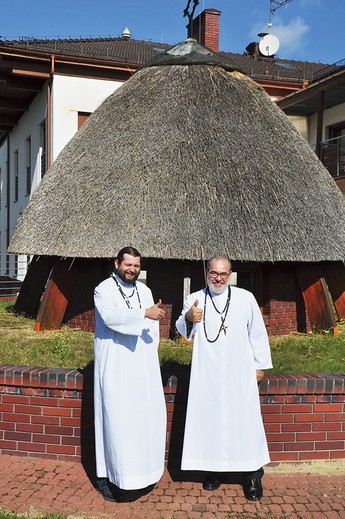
[115,268,140,285]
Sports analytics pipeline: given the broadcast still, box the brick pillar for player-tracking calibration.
[190,9,221,53]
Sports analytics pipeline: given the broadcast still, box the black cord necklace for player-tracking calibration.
[112,274,142,309]
[203,285,231,343]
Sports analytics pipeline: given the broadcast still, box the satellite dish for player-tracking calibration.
[259,33,280,56]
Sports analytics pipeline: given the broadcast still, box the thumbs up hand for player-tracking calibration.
[145,299,165,320]
[185,299,203,323]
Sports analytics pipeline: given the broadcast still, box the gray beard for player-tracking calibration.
[207,281,229,296]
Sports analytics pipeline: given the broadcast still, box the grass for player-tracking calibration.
[0,301,94,369]
[0,301,344,373]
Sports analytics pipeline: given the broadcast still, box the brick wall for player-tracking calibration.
[263,263,310,335]
[0,365,344,464]
[260,374,345,462]
[65,305,173,338]
[190,9,221,53]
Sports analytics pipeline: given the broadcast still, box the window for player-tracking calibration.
[14,150,19,202]
[26,137,31,195]
[78,111,91,129]
[328,122,345,140]
[322,122,345,177]
[40,121,47,178]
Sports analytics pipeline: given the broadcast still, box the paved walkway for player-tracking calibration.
[0,454,344,518]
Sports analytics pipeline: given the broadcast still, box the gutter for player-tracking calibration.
[6,134,10,272]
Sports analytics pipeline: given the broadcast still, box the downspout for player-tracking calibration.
[6,134,10,274]
[315,90,324,159]
[47,55,55,169]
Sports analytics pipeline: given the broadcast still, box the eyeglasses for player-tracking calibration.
[208,271,230,280]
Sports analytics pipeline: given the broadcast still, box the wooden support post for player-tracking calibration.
[34,258,77,332]
[295,263,336,333]
[14,255,56,317]
[322,262,345,320]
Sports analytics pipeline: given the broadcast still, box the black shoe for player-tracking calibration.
[109,482,156,503]
[95,478,117,502]
[243,476,263,501]
[202,474,224,491]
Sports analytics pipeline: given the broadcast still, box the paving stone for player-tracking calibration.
[0,454,345,518]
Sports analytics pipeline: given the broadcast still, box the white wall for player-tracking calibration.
[0,88,47,270]
[51,75,122,160]
[0,73,123,273]
[308,102,345,147]
[286,115,309,142]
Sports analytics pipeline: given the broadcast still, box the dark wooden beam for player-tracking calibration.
[0,96,28,110]
[34,258,77,331]
[277,68,345,110]
[14,255,56,317]
[295,263,337,333]
[323,262,345,320]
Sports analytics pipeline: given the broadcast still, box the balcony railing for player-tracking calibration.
[0,253,29,298]
[320,135,345,178]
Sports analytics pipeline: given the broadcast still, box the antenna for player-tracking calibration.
[268,0,292,27]
[259,0,291,57]
[183,0,200,38]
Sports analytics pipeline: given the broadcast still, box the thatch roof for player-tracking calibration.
[8,39,345,262]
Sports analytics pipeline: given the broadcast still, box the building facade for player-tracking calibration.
[1,9,344,337]
[278,63,345,195]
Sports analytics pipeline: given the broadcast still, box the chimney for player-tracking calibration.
[189,8,221,53]
[121,27,132,39]
[245,42,261,59]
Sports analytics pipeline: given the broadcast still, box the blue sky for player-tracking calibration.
[1,0,343,65]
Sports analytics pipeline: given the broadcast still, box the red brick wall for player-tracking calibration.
[65,305,173,338]
[260,374,345,462]
[263,263,311,335]
[0,365,344,464]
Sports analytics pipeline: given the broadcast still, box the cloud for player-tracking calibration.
[272,16,310,54]
[252,16,310,58]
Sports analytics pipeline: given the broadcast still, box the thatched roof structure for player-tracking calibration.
[8,39,345,262]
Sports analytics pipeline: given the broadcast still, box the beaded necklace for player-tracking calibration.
[112,274,141,309]
[203,285,231,343]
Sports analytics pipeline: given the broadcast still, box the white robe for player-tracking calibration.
[93,275,166,489]
[176,285,272,473]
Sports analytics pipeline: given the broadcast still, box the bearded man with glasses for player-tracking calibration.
[176,255,272,501]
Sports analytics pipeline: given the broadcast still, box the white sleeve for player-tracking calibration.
[94,281,148,336]
[175,293,197,340]
[247,293,273,370]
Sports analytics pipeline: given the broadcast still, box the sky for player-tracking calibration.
[1,0,344,65]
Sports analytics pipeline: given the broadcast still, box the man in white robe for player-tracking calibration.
[93,246,167,502]
[175,255,272,501]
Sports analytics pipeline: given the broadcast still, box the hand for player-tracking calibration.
[145,299,165,320]
[256,370,265,382]
[185,299,203,323]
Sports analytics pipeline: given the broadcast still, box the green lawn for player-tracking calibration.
[0,301,344,373]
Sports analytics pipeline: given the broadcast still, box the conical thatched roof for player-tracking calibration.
[8,39,345,262]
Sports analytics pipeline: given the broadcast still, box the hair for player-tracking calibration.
[116,246,141,264]
[207,255,232,271]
